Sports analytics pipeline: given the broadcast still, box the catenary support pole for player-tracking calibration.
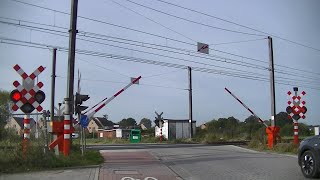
[64,0,78,156]
[51,48,59,155]
[268,36,276,127]
[188,66,193,138]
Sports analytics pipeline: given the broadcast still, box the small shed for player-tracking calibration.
[155,119,196,140]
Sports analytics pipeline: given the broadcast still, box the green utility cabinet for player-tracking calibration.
[130,129,141,143]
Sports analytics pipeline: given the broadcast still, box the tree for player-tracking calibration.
[244,115,263,139]
[275,112,292,127]
[0,90,10,139]
[118,117,137,128]
[140,118,151,129]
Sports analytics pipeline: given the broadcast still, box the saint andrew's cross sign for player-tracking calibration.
[10,64,46,114]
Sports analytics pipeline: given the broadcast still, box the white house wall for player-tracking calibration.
[155,120,196,139]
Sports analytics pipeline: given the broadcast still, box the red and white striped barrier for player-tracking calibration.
[225,87,268,127]
[87,76,141,119]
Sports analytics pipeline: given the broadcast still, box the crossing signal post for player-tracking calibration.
[286,87,307,145]
[155,111,164,142]
[10,64,46,156]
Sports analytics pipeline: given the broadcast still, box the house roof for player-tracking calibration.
[12,117,36,129]
[93,117,114,129]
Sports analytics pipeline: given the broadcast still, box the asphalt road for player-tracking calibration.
[91,144,307,180]
[1,144,307,180]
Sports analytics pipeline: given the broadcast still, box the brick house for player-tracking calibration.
[87,117,114,134]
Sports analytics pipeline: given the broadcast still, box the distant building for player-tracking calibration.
[5,117,36,136]
[155,119,196,140]
[140,123,148,130]
[87,117,114,133]
[200,123,207,130]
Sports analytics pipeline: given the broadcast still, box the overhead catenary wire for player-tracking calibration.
[2,16,319,78]
[118,0,265,37]
[0,36,319,88]
[1,37,319,90]
[152,0,320,53]
[0,20,271,74]
[2,19,319,84]
[108,0,196,42]
[6,0,320,77]
[56,75,187,90]
[0,20,320,86]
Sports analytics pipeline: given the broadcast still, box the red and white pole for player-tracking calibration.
[63,114,71,156]
[87,76,141,119]
[293,120,299,145]
[23,114,30,155]
[160,128,163,142]
[225,87,268,127]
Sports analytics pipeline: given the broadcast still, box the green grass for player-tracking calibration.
[0,140,104,173]
[247,140,298,154]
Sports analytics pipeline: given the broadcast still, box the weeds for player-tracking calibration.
[0,139,103,173]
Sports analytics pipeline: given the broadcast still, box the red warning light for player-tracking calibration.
[10,90,21,102]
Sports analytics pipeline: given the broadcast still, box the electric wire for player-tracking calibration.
[153,0,320,52]
[2,19,319,84]
[2,15,318,78]
[2,1,319,77]
[120,0,265,37]
[1,20,319,86]
[56,75,187,90]
[108,0,196,42]
[1,37,319,90]
[0,20,270,74]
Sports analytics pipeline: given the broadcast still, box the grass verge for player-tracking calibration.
[247,140,298,154]
[0,140,103,173]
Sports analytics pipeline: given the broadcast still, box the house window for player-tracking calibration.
[14,124,16,128]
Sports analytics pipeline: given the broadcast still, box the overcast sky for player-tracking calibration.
[0,0,319,125]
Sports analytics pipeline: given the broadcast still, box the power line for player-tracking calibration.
[1,35,318,87]
[4,19,319,83]
[153,0,320,53]
[211,38,267,46]
[1,20,320,84]
[120,0,265,37]
[77,57,131,78]
[0,20,270,74]
[8,0,192,46]
[108,0,196,42]
[143,69,184,78]
[56,75,187,90]
[1,37,319,90]
[3,1,320,77]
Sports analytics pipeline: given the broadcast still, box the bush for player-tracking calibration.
[201,133,219,144]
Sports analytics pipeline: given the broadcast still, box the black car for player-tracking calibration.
[298,135,320,178]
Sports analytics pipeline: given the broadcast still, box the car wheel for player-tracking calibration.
[300,150,319,178]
